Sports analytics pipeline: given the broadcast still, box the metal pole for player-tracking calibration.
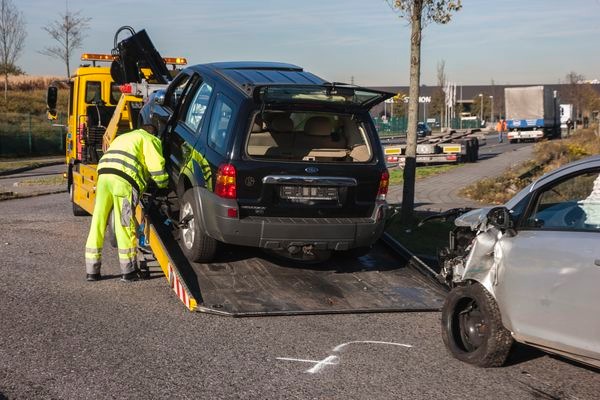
[28,113,32,154]
[490,96,494,123]
[479,94,483,125]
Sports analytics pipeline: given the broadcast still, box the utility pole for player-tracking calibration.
[478,93,483,125]
[489,95,494,123]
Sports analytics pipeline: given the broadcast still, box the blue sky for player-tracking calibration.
[16,0,600,85]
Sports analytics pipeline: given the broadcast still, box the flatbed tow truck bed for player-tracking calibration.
[137,198,447,317]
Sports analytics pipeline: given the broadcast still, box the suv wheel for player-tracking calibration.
[179,189,217,263]
[441,282,513,367]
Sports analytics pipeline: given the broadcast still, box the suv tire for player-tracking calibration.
[441,282,513,367]
[179,189,217,263]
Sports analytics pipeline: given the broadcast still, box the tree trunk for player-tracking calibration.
[400,1,423,224]
[3,72,7,101]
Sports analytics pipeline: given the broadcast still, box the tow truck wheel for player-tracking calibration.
[69,182,88,216]
[179,189,217,263]
[441,282,513,367]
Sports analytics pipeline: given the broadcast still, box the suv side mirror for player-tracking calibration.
[153,89,166,106]
[487,206,516,236]
[47,86,58,120]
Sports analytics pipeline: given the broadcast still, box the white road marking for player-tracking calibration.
[277,340,412,374]
[275,357,339,365]
[306,355,339,374]
[333,340,413,352]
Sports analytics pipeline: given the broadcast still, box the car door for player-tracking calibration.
[495,168,600,361]
[169,78,215,187]
[160,73,200,180]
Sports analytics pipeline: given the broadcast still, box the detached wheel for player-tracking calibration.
[441,282,513,367]
[179,189,217,263]
[69,182,88,216]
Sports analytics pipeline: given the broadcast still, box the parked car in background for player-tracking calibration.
[439,155,600,368]
[417,122,432,137]
[141,61,394,263]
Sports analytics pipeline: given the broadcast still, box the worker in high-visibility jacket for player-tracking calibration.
[85,126,168,282]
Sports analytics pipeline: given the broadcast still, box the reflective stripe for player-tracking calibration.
[85,247,101,254]
[85,256,101,263]
[149,169,167,177]
[105,149,142,168]
[99,157,140,176]
[118,248,136,255]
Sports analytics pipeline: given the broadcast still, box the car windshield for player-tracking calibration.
[245,110,373,163]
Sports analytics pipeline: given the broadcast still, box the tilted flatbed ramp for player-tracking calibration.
[137,202,447,316]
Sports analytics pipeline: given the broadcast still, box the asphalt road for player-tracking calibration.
[1,193,598,400]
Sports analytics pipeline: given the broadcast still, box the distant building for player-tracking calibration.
[369,83,600,124]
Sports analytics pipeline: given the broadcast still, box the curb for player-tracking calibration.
[0,160,64,177]
[0,189,67,202]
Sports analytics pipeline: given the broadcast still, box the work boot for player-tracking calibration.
[86,273,101,282]
[120,271,140,282]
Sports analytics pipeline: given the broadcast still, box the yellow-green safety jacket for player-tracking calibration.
[97,128,168,193]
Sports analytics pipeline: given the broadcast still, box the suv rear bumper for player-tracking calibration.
[194,187,388,251]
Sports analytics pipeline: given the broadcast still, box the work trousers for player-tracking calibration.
[85,174,138,275]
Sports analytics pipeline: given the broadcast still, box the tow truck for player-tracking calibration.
[47,26,446,316]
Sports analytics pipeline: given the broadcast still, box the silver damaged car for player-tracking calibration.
[439,155,600,368]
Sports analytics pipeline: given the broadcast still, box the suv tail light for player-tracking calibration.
[215,163,237,199]
[377,169,389,201]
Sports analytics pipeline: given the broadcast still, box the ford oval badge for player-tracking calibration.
[305,166,319,174]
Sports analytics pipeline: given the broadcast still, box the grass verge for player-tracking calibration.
[389,164,459,185]
[460,128,600,204]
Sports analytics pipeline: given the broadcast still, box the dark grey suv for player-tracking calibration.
[141,62,394,262]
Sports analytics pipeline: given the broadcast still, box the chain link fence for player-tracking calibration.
[373,116,482,136]
[0,113,67,158]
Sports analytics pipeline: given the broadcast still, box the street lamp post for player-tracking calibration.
[478,93,483,125]
[489,95,494,123]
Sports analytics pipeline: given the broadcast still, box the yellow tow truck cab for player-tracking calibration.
[47,51,185,215]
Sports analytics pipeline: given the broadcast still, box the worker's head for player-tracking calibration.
[141,124,157,136]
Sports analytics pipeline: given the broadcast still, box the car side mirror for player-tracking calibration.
[46,86,58,120]
[153,89,166,106]
[487,206,516,236]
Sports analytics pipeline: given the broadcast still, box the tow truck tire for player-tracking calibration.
[441,282,513,367]
[69,183,88,216]
[179,189,217,263]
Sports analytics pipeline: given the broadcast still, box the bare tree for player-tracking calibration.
[388,0,462,223]
[0,0,26,101]
[41,8,90,78]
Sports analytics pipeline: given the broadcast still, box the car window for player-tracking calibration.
[184,82,214,133]
[246,110,372,163]
[85,81,102,104]
[166,73,192,110]
[524,171,600,231]
[207,94,234,155]
[110,82,122,104]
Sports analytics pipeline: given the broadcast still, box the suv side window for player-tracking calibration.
[166,73,192,110]
[183,82,213,133]
[207,94,234,155]
[524,170,600,231]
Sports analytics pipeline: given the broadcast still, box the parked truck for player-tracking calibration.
[505,86,560,143]
[560,103,575,133]
[380,129,485,168]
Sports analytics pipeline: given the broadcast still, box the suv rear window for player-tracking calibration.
[246,111,373,163]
